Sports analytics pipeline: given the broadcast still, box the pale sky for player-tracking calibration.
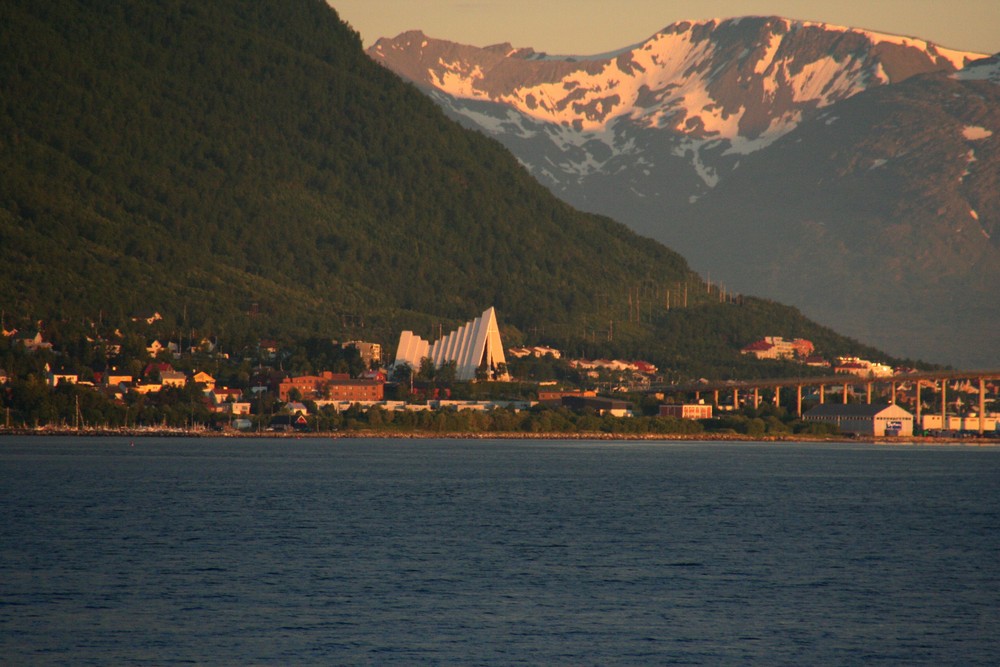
[331,0,999,56]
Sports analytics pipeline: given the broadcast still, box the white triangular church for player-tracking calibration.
[394,307,508,381]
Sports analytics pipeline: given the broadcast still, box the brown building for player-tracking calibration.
[279,372,385,402]
[327,379,384,402]
[278,372,350,401]
[538,389,596,404]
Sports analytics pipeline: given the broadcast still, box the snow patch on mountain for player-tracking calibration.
[953,55,1000,83]
[962,125,993,141]
[433,61,486,98]
[725,111,802,155]
[755,30,782,75]
[451,104,536,138]
[673,139,720,187]
[791,57,871,102]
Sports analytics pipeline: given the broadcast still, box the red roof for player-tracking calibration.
[143,361,175,377]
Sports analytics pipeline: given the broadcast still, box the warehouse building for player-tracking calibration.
[803,403,914,436]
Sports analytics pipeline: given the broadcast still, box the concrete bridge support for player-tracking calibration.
[980,379,986,435]
[942,381,947,430]
[916,381,922,429]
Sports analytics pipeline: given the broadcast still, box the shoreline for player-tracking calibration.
[2,427,998,446]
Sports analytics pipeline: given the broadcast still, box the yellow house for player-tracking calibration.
[192,371,216,390]
[160,370,187,388]
[103,371,133,387]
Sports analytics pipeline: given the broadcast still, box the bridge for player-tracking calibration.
[650,370,1000,435]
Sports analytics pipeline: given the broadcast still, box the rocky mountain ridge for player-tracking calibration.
[370,17,983,178]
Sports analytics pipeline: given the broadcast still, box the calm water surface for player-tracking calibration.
[2,437,998,665]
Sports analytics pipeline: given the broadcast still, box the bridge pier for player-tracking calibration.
[797,385,802,417]
[843,383,849,404]
[915,381,922,429]
[866,382,872,404]
[942,381,947,431]
[981,379,987,435]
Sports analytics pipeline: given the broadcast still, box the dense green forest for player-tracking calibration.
[0,0,919,379]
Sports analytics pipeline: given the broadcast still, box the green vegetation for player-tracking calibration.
[0,0,920,383]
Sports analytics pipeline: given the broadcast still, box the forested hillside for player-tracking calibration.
[0,0,909,378]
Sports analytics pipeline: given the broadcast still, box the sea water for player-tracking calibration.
[2,437,998,665]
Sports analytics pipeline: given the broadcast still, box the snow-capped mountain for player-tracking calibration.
[368,18,999,368]
[370,17,983,204]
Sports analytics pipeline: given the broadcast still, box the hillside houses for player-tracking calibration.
[20,332,53,353]
[2,312,991,438]
[508,345,562,359]
[741,336,814,360]
[47,371,79,387]
[834,356,894,378]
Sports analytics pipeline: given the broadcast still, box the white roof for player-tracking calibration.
[394,307,507,381]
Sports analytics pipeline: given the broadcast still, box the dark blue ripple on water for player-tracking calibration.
[1,437,999,665]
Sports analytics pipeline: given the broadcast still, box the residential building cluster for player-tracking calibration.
[833,356,895,378]
[740,336,815,360]
[2,312,995,437]
[741,336,903,377]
